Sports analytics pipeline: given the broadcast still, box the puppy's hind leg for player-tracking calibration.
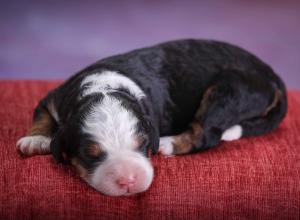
[159,86,226,156]
[159,73,286,156]
[17,99,58,156]
[159,81,246,156]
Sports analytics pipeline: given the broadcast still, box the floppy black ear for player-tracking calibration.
[50,127,68,164]
[139,98,160,154]
[148,119,159,154]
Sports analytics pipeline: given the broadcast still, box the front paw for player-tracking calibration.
[16,135,51,156]
[158,136,175,156]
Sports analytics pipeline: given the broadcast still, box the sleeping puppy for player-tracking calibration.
[16,39,287,196]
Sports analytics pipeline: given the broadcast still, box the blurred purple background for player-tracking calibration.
[0,0,299,88]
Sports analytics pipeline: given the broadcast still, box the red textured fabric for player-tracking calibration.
[0,80,299,220]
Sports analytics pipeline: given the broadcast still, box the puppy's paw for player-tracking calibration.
[16,135,51,156]
[159,136,175,156]
[221,125,242,141]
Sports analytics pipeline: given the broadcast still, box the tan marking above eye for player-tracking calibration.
[86,144,103,157]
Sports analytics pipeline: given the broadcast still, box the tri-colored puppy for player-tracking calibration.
[17,39,287,196]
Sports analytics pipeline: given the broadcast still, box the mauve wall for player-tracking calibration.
[0,0,299,89]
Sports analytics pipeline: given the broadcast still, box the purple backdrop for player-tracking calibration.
[0,0,299,89]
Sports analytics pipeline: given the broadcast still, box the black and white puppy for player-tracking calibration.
[16,39,287,196]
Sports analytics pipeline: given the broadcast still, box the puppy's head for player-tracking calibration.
[50,92,158,196]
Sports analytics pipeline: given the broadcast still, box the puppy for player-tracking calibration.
[16,39,287,196]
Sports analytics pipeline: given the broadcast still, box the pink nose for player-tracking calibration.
[116,175,137,189]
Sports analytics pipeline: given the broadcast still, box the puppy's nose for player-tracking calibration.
[116,175,137,189]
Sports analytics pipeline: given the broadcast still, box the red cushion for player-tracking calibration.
[0,81,299,220]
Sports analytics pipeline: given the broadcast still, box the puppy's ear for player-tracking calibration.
[50,127,68,164]
[148,120,159,154]
[139,98,160,154]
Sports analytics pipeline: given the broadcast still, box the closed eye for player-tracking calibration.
[78,144,107,170]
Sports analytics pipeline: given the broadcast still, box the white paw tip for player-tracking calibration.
[16,135,51,156]
[221,125,243,141]
[158,137,174,156]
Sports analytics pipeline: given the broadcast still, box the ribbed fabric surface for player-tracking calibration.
[0,80,299,220]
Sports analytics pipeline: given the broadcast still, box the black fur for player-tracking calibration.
[39,39,286,164]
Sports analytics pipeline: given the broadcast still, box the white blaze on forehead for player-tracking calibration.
[81,95,153,196]
[80,71,145,100]
[82,95,139,152]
